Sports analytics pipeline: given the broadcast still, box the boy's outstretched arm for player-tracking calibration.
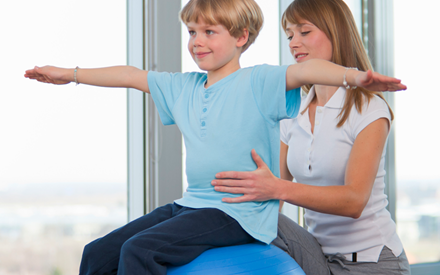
[24,66,150,93]
[285,59,407,92]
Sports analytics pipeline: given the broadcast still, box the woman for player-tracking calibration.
[211,0,410,274]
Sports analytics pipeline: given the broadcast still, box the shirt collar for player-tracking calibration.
[300,86,347,110]
[299,85,316,112]
[296,86,347,134]
[324,86,346,109]
[296,87,315,135]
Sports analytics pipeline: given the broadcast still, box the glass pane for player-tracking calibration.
[394,0,440,265]
[343,0,362,35]
[0,1,127,274]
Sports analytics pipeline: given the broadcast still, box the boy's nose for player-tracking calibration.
[193,35,204,47]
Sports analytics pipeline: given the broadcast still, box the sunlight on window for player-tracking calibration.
[394,0,440,265]
[0,1,127,274]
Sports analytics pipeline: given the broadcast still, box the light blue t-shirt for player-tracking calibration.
[147,64,300,244]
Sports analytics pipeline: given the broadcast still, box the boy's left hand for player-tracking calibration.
[355,70,407,92]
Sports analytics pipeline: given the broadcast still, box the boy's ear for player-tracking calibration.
[236,29,249,48]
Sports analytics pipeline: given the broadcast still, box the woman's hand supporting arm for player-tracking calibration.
[285,59,407,92]
[213,118,389,219]
[24,65,150,93]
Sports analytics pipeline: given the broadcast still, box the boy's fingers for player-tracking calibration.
[389,83,407,91]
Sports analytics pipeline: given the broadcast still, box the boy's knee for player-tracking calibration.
[82,238,101,260]
[79,239,106,274]
[120,236,156,259]
[120,238,137,258]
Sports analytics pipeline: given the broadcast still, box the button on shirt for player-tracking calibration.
[148,65,301,244]
[280,86,403,262]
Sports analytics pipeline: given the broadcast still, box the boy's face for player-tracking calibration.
[186,19,243,74]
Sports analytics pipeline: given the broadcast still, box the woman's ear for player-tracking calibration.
[236,28,249,48]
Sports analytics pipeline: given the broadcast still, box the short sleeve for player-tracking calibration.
[251,64,301,123]
[147,71,189,125]
[352,96,392,138]
[280,118,294,145]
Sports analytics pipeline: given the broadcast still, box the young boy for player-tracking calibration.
[24,0,405,274]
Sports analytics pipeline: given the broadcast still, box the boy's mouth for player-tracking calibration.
[194,51,210,59]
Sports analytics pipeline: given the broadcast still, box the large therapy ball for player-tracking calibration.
[167,242,305,274]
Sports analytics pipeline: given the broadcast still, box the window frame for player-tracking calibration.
[127,0,183,222]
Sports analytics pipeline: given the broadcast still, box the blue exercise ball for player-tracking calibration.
[167,242,305,275]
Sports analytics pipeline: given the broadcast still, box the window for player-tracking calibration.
[0,1,127,274]
[394,0,440,268]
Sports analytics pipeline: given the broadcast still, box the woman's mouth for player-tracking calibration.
[295,53,308,61]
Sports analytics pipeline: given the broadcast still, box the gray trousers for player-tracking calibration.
[271,213,411,275]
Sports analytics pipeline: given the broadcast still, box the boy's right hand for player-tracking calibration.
[353,70,407,92]
[24,66,73,85]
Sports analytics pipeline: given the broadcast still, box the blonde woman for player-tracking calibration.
[212,0,410,274]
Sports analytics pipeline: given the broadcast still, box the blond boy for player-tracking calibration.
[24,0,405,274]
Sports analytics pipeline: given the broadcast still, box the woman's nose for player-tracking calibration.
[289,36,300,49]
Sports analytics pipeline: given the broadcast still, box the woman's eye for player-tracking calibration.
[287,36,293,41]
[301,31,311,35]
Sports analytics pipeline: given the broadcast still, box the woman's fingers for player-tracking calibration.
[214,184,249,194]
[213,150,277,203]
[222,195,253,203]
[215,150,267,179]
[215,171,250,180]
[213,180,257,202]
[212,178,249,189]
[251,149,266,169]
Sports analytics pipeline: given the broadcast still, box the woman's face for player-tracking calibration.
[285,20,333,63]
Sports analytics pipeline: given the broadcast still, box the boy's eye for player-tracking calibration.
[206,30,214,35]
[189,30,195,36]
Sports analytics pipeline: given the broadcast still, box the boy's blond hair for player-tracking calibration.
[180,0,263,53]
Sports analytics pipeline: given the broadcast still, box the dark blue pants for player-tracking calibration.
[79,203,254,275]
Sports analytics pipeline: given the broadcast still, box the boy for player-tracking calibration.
[24,0,405,274]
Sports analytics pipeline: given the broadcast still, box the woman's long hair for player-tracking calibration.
[282,0,394,126]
